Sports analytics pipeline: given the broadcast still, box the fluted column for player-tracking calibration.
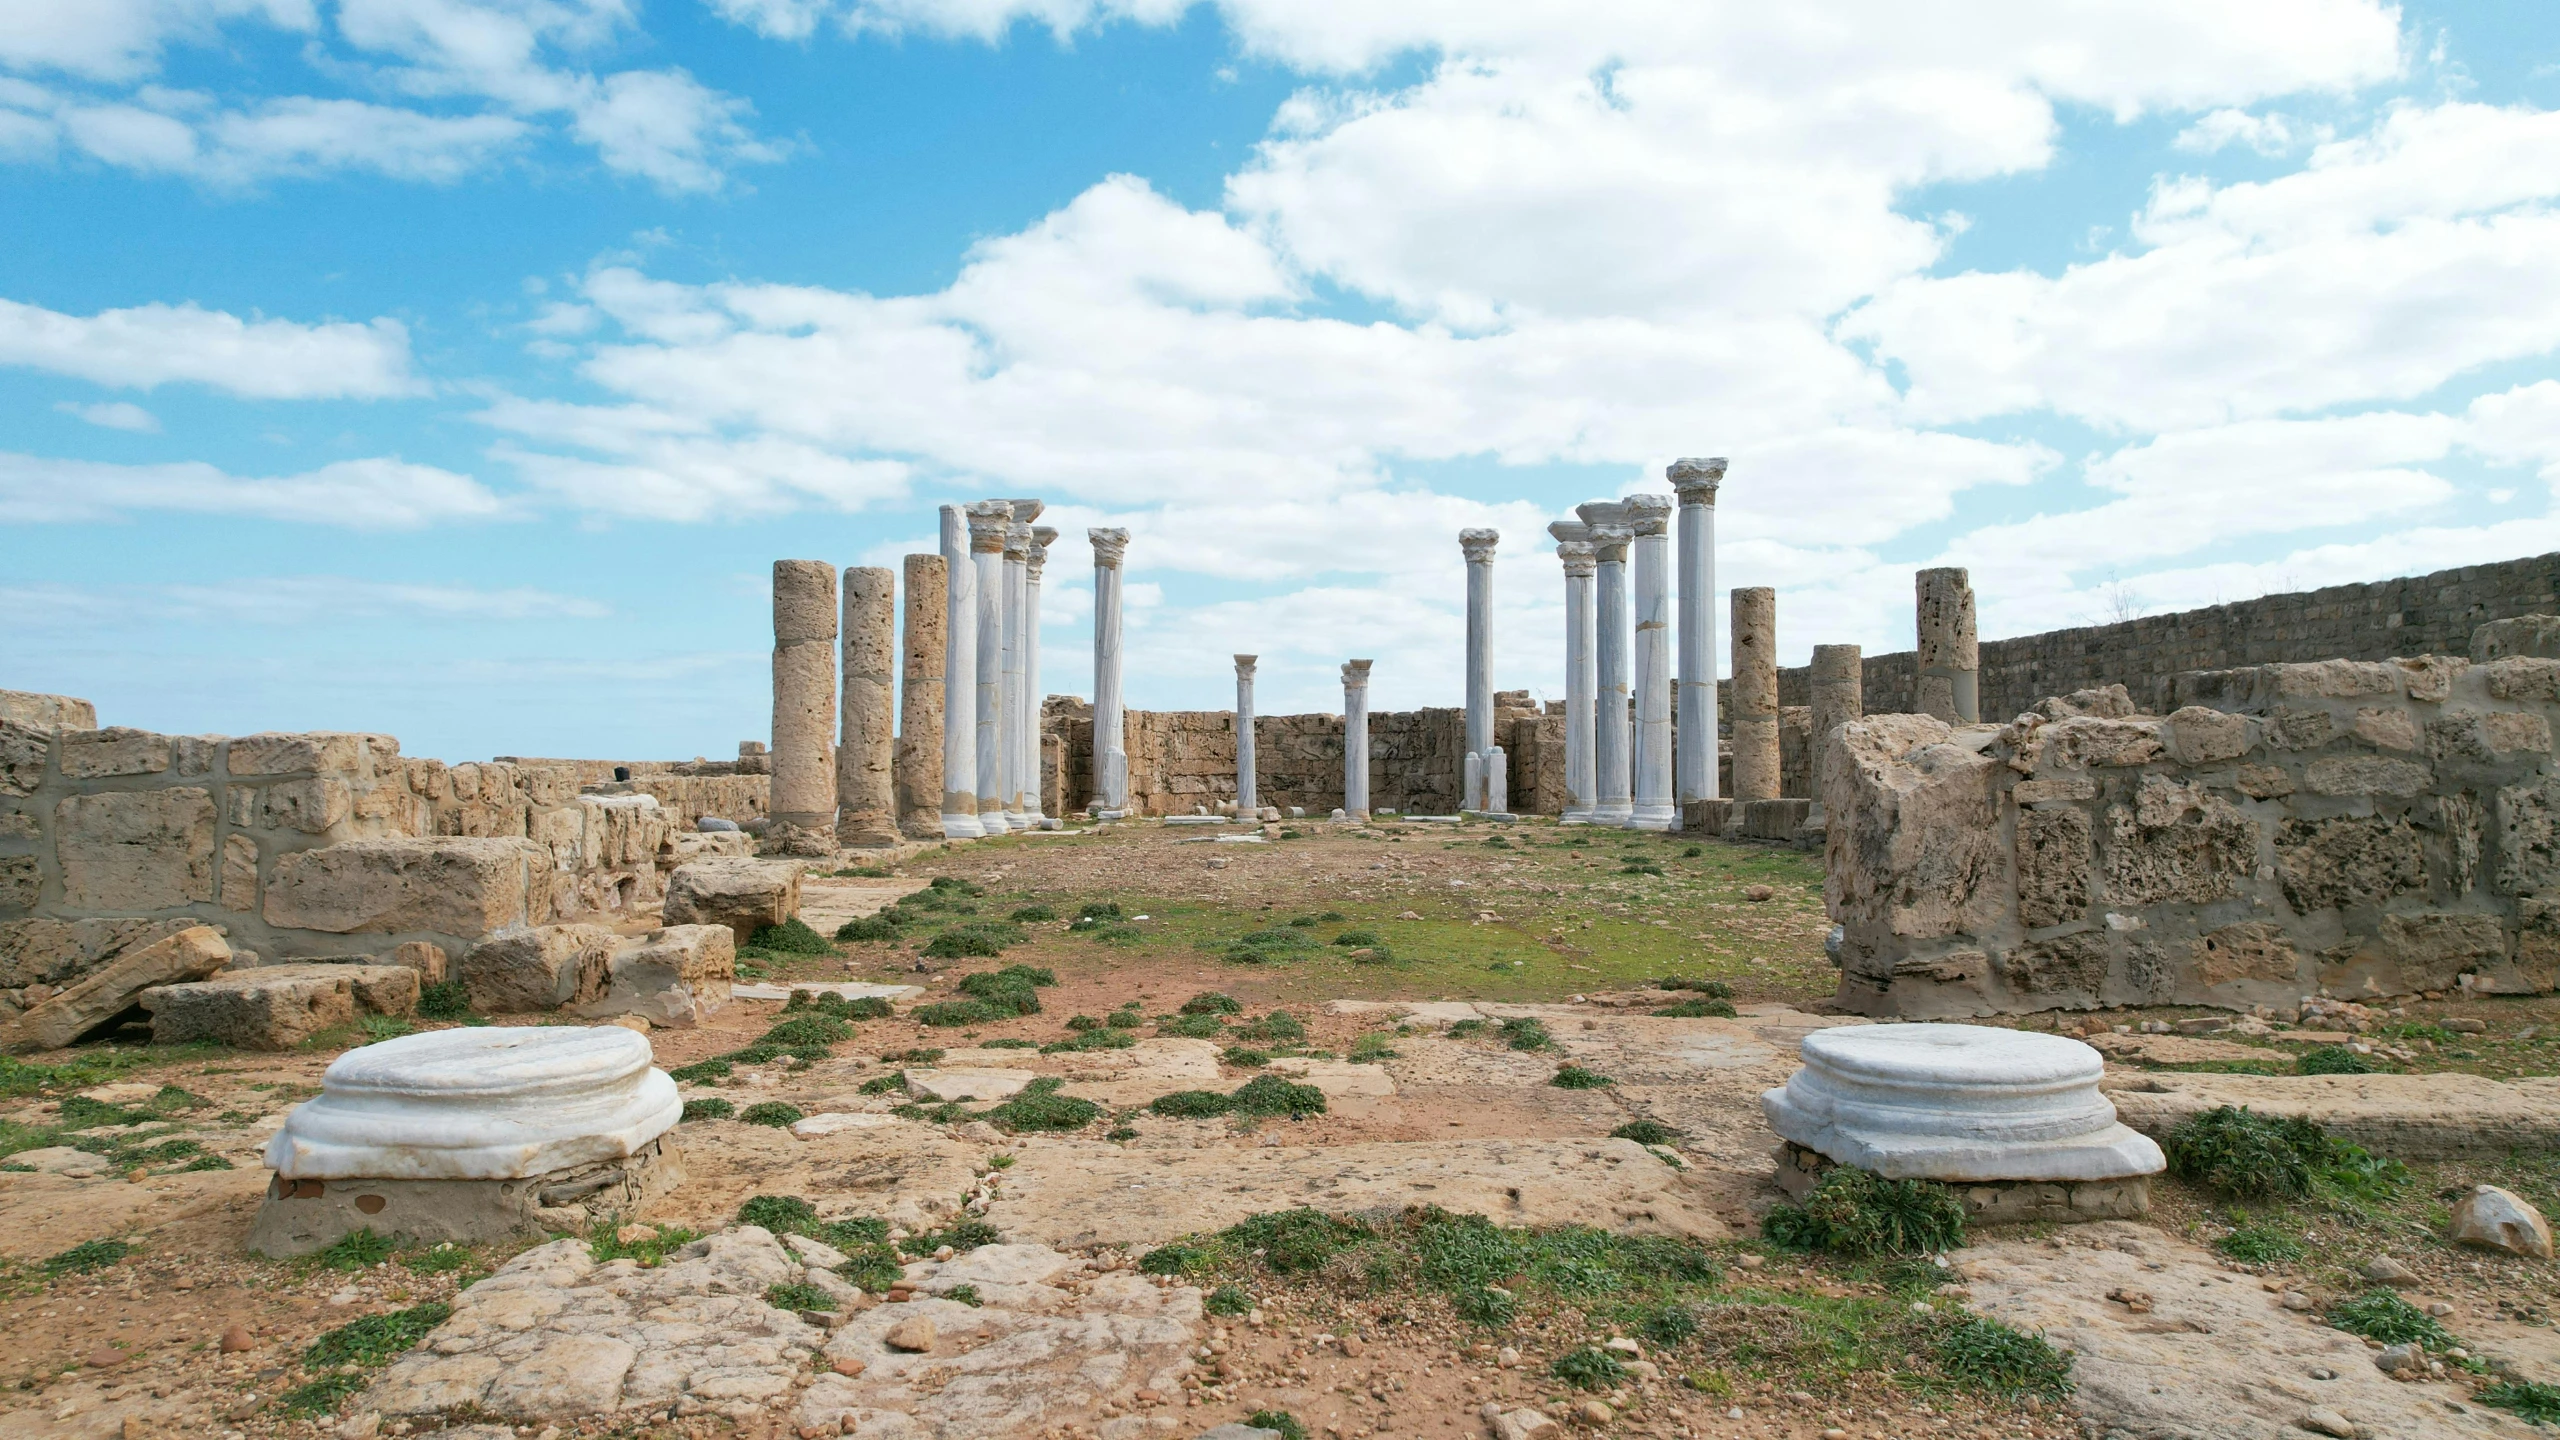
[1550,521,1597,823]
[1459,529,1500,810]
[1669,458,1724,808]
[965,501,1012,833]
[1089,528,1130,814]
[1578,501,1633,826]
[1627,493,1676,830]
[1732,586,1780,801]
[1916,567,1979,724]
[1023,523,1056,824]
[1341,659,1373,821]
[770,559,839,856]
[938,507,982,839]
[1234,655,1259,815]
[896,552,946,840]
[836,566,898,848]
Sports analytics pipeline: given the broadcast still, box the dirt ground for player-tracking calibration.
[0,817,2553,1440]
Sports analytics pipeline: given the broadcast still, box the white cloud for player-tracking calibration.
[2172,107,2324,155]
[0,0,315,83]
[0,296,419,398]
[1,576,608,626]
[53,399,161,431]
[0,452,510,526]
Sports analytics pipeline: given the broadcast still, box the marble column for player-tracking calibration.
[938,507,982,839]
[1549,522,1597,823]
[770,559,839,856]
[1022,522,1056,824]
[1458,528,1500,809]
[1626,493,1676,830]
[1669,457,1725,808]
[1000,504,1039,827]
[965,500,1012,833]
[836,565,898,848]
[1089,527,1130,814]
[896,552,947,840]
[1809,642,1862,800]
[1731,586,1780,802]
[1916,567,1979,724]
[1341,659,1372,822]
[1577,502,1634,826]
[1234,655,1259,815]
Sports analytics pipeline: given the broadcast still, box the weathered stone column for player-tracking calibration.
[897,552,947,840]
[1669,458,1724,807]
[1549,521,1597,823]
[1577,502,1633,826]
[1089,528,1130,814]
[1459,528,1499,810]
[1809,643,1862,747]
[836,566,898,848]
[1916,567,1979,724]
[1341,659,1372,822]
[1234,655,1259,815]
[938,507,982,839]
[770,559,839,856]
[966,501,1013,833]
[1731,586,1780,801]
[1627,494,1676,829]
[1000,505,1038,827]
[1022,523,1055,824]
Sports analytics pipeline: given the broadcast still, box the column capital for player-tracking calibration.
[1341,658,1372,687]
[964,500,1012,551]
[1547,519,1589,545]
[1235,654,1258,679]
[1003,520,1033,559]
[1667,456,1727,503]
[1622,492,1674,538]
[1557,540,1598,577]
[1574,499,1627,527]
[1008,498,1044,523]
[1088,527,1130,567]
[1027,525,1058,580]
[1459,527,1500,565]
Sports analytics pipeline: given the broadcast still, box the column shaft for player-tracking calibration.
[1579,502,1633,825]
[1459,530,1500,803]
[1731,586,1781,801]
[1628,493,1676,829]
[1024,522,1055,823]
[1234,655,1259,815]
[1915,566,1980,724]
[1809,642,1863,801]
[836,566,898,848]
[1341,659,1372,821]
[999,517,1030,825]
[1670,458,1725,806]
[938,507,982,838]
[1549,521,1597,823]
[770,559,839,856]
[966,501,1012,833]
[896,552,947,840]
[1090,528,1130,813]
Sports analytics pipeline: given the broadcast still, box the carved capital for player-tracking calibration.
[1622,492,1673,538]
[1459,527,1500,566]
[1008,498,1044,523]
[964,499,1013,552]
[1088,527,1130,567]
[1557,540,1598,577]
[1667,456,1727,503]
[1341,658,1373,689]
[1027,525,1058,580]
[1003,520,1032,559]
[1235,654,1259,681]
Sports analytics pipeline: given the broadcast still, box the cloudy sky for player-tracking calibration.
[2,0,2556,762]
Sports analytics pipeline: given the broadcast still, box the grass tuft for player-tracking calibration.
[1762,1167,1965,1257]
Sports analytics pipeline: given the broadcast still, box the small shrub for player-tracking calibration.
[669,1058,733,1084]
[1159,1012,1226,1039]
[1498,1017,1552,1052]
[43,1239,133,1275]
[1205,1283,1253,1316]
[1152,1090,1234,1118]
[884,1047,945,1064]
[417,981,474,1020]
[945,1283,983,1306]
[745,918,834,956]
[763,1014,851,1049]
[1042,1027,1138,1053]
[1552,1346,1628,1390]
[1236,1011,1306,1044]
[1229,1074,1326,1117]
[1935,1315,2075,1398]
[1347,1033,1398,1063]
[2164,1106,2372,1201]
[1681,845,1703,857]
[1182,991,1244,1016]
[1762,1167,1965,1256]
[2478,1379,2560,1423]
[1222,1208,1367,1273]
[401,1244,472,1274]
[1445,1019,1488,1038]
[858,1072,908,1095]
[1654,998,1738,1018]
[985,1077,1101,1133]
[1246,1411,1308,1440]
[1331,929,1384,948]
[1010,904,1057,922]
[766,1281,836,1313]
[305,1303,452,1368]
[739,1195,820,1232]
[930,876,983,895]
[913,999,1000,1027]
[1105,1008,1143,1030]
[681,1098,735,1122]
[835,916,901,942]
[2297,1045,2378,1076]
[2326,1289,2456,1348]
[1658,977,1734,997]
[1221,1046,1271,1068]
[2214,1223,2304,1263]
[1642,1302,1702,1345]
[906,1218,1001,1254]
[280,1370,366,1416]
[740,1102,804,1128]
[313,1229,397,1272]
[1550,1064,1614,1089]
[1066,1014,1101,1031]
[1611,1120,1680,1146]
[981,1037,1037,1049]
[1288,915,1319,928]
[923,931,1007,961]
[1077,900,1124,920]
[1140,1243,1210,1275]
[1226,928,1319,964]
[1619,860,1664,876]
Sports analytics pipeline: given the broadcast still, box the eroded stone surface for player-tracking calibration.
[2106,1071,2560,1160]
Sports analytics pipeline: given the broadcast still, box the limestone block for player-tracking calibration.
[2354,912,2508,992]
[2042,716,2163,769]
[0,719,46,797]
[2498,897,2560,994]
[0,854,37,914]
[2234,762,2295,799]
[142,962,420,1049]
[570,924,733,1028]
[227,731,378,777]
[54,787,215,909]
[2493,775,2560,896]
[0,809,31,840]
[0,689,96,732]
[2104,1071,2560,1159]
[2449,1184,2553,1257]
[264,1026,680,1180]
[2263,660,2404,699]
[2303,754,2432,797]
[2015,808,2091,930]
[2275,815,2426,915]
[2482,657,2560,703]
[0,915,198,988]
[0,924,230,1054]
[461,924,620,1014]
[390,940,451,985]
[659,831,757,867]
[2187,921,2302,988]
[2101,789,2255,907]
[57,726,171,778]
[2392,654,2465,703]
[220,833,258,912]
[263,776,355,833]
[661,856,802,944]
[2266,707,2337,751]
[264,838,549,938]
[2162,707,2249,765]
[2470,614,2560,661]
[1823,714,2008,942]
[250,1138,680,1258]
[1995,931,2107,997]
[2350,707,2420,752]
[2012,777,2095,804]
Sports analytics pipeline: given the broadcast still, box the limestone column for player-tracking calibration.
[938,507,982,839]
[770,559,839,856]
[1089,527,1130,814]
[836,566,898,848]
[1809,642,1862,802]
[966,500,1013,833]
[1577,501,1634,826]
[1341,659,1372,822]
[1459,528,1500,809]
[1234,655,1259,815]
[1732,586,1780,802]
[1626,493,1676,830]
[1549,522,1598,823]
[1669,458,1725,807]
[896,552,947,840]
[1023,523,1056,824]
[1916,567,1979,724]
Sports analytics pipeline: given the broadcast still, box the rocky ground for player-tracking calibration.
[0,818,2554,1440]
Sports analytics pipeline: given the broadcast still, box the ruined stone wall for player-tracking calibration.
[1824,657,2560,1019]
[493,757,769,824]
[1765,552,2560,726]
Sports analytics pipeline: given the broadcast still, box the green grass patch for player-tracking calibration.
[835,915,902,942]
[1234,1011,1306,1044]
[2164,1106,2400,1202]
[740,1102,804,1128]
[1653,998,1738,1018]
[1499,1017,1552,1052]
[2297,1045,2379,1076]
[1763,1168,1965,1257]
[305,1303,452,1368]
[2214,1222,2305,1263]
[43,1239,133,1275]
[1550,1064,1613,1089]
[1933,1314,2074,1399]
[984,1077,1101,1133]
[416,981,474,1020]
[1332,930,1384,948]
[1229,1074,1327,1117]
[2326,1289,2456,1348]
[1611,1120,1681,1147]
[669,1058,733,1084]
[1246,1410,1308,1440]
[2478,1379,2560,1423]
[1150,1090,1233,1118]
[681,1098,734,1122]
[1158,1012,1226,1039]
[1347,1033,1398,1063]
[1552,1345,1627,1389]
[1221,1046,1271,1068]
[1206,1283,1253,1315]
[311,1229,396,1272]
[280,1370,367,1416]
[1010,904,1057,922]
[1182,991,1243,1015]
[743,917,835,956]
[766,1281,836,1313]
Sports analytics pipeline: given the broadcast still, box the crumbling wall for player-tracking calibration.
[1826,656,2560,1018]
[494,755,768,824]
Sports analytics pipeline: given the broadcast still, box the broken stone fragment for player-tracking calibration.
[661,856,804,944]
[142,962,419,1049]
[2448,1184,2554,1257]
[0,924,230,1054]
[882,1316,936,1352]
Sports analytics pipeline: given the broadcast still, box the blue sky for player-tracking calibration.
[3,0,2557,762]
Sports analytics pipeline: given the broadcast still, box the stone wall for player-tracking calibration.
[1824,656,2560,1019]
[494,756,769,825]
[1764,551,2560,727]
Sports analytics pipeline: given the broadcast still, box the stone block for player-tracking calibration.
[661,856,802,944]
[264,838,549,938]
[0,915,198,989]
[1824,714,2008,942]
[2015,807,2091,930]
[570,924,733,1028]
[0,854,36,913]
[2234,762,2295,798]
[461,924,620,1014]
[57,726,172,778]
[2373,912,2507,992]
[2482,657,2560,703]
[2276,815,2426,915]
[2304,754,2432,797]
[226,731,377,777]
[0,924,230,1053]
[263,777,355,833]
[2266,706,2336,751]
[2449,1184,2553,1258]
[2042,716,2163,769]
[2493,776,2560,897]
[1996,931,2107,997]
[0,690,96,732]
[249,1139,681,1258]
[2162,707,2249,765]
[220,833,258,911]
[2013,776,2096,804]
[2350,707,2420,752]
[142,962,419,1049]
[0,809,32,840]
[2101,786,2255,908]
[2470,615,2560,662]
[54,787,215,909]
[2188,921,2302,988]
[2263,660,2404,699]
[0,720,45,797]
[388,940,451,986]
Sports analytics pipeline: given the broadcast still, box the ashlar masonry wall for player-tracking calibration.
[1824,656,2560,1019]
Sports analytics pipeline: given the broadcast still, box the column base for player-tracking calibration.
[977,809,1014,834]
[1023,806,1047,825]
[1593,803,1633,826]
[1560,808,1595,825]
[1630,803,1679,831]
[940,811,984,840]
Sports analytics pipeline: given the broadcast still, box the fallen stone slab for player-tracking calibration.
[661,856,803,944]
[788,1112,907,1138]
[0,924,230,1054]
[906,1068,1037,1102]
[984,1137,1727,1250]
[5,1146,109,1178]
[1325,999,1484,1026]
[141,962,419,1049]
[460,924,617,1015]
[2087,1031,2289,1065]
[262,837,552,937]
[1264,1057,1395,1097]
[2105,1071,2560,1159]
[569,924,733,1028]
